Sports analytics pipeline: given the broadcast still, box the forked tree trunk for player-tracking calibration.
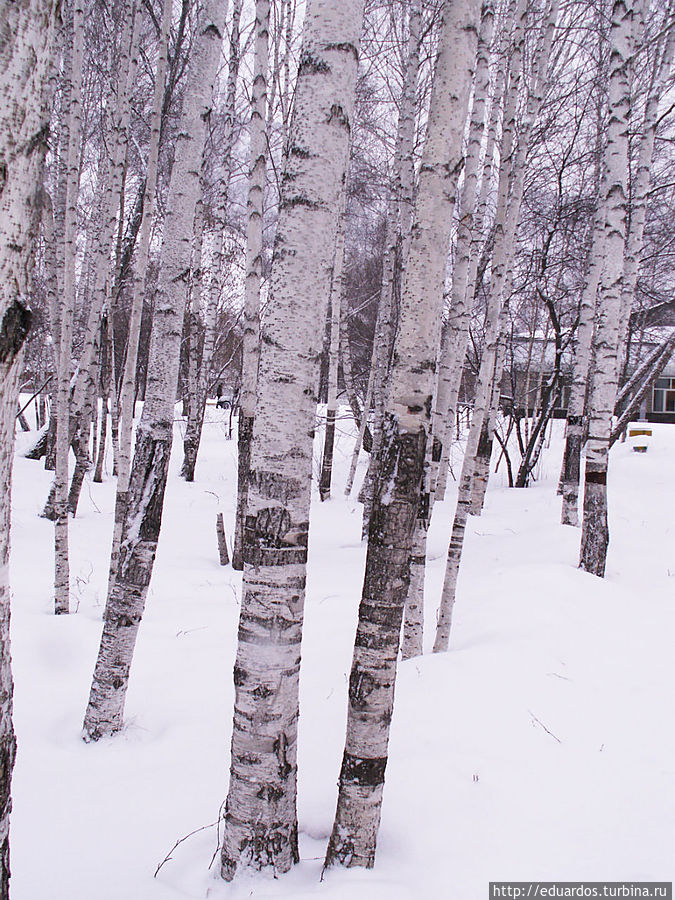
[579,0,633,577]
[325,0,479,870]
[231,0,270,570]
[220,0,365,880]
[0,0,58,891]
[82,0,228,742]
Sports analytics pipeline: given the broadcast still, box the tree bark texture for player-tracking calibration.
[83,0,228,742]
[360,0,420,534]
[0,0,58,891]
[220,0,365,880]
[181,0,243,483]
[579,0,633,577]
[109,0,172,583]
[325,0,479,869]
[319,201,345,501]
[232,0,270,569]
[54,0,85,615]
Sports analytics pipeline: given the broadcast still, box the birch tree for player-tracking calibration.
[181,0,243,482]
[82,0,228,741]
[107,0,172,585]
[231,0,269,569]
[0,0,58,889]
[579,0,633,577]
[53,0,85,615]
[219,0,366,878]
[324,0,480,869]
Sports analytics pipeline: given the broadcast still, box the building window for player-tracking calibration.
[653,377,675,413]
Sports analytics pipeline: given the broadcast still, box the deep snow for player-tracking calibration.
[7,406,675,899]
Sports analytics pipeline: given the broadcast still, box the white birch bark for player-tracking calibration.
[82,0,228,742]
[360,0,420,534]
[433,0,558,654]
[109,0,171,584]
[319,199,345,501]
[54,0,84,615]
[181,0,243,482]
[434,0,512,503]
[0,0,58,890]
[220,0,365,879]
[560,199,605,524]
[615,14,674,376]
[231,0,270,569]
[325,0,479,869]
[579,0,633,577]
[400,0,496,660]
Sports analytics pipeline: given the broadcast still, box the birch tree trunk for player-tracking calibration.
[559,14,608,523]
[82,0,228,742]
[54,0,85,615]
[181,0,243,482]
[66,0,141,517]
[231,0,270,570]
[360,0,420,534]
[615,12,673,375]
[433,0,511,503]
[560,200,604,524]
[433,0,545,654]
[220,0,365,879]
[325,0,479,869]
[319,199,345,501]
[108,0,171,585]
[579,0,633,577]
[400,0,496,660]
[0,0,58,890]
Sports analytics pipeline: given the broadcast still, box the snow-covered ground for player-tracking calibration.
[8,407,675,899]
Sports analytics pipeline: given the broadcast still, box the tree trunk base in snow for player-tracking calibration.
[578,463,609,577]
[83,430,171,741]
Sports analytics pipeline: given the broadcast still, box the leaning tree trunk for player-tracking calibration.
[108,0,171,587]
[400,0,496,661]
[219,0,365,880]
[579,0,634,577]
[82,0,228,743]
[54,0,85,616]
[325,0,479,870]
[0,0,58,893]
[432,0,537,655]
[231,0,270,570]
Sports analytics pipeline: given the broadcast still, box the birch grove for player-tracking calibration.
[3,0,675,893]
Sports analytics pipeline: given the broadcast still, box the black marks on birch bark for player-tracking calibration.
[339,752,387,787]
[0,300,31,366]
